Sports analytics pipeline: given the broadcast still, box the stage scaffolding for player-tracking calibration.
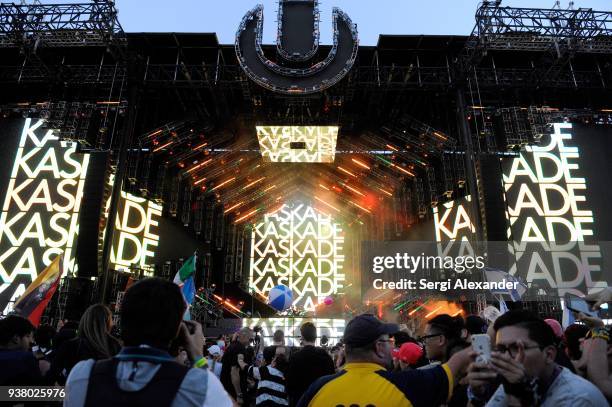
[0,1,610,315]
[461,2,612,73]
[0,1,124,48]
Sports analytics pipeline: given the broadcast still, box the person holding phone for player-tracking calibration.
[574,312,612,401]
[466,310,606,406]
[63,278,233,407]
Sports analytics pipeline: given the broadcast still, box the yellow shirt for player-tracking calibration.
[297,362,454,407]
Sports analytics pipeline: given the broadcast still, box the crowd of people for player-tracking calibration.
[1,278,612,406]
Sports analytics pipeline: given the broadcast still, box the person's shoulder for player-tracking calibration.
[65,359,95,389]
[553,368,607,402]
[296,370,346,407]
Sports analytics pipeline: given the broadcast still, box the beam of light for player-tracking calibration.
[393,300,409,311]
[193,177,207,186]
[343,183,365,197]
[185,158,213,174]
[96,100,120,105]
[432,131,448,141]
[224,202,244,214]
[408,300,429,316]
[153,140,173,152]
[211,177,236,191]
[386,144,399,152]
[192,141,208,150]
[391,163,415,177]
[451,310,464,317]
[338,166,356,177]
[469,105,486,110]
[234,208,259,223]
[425,306,443,319]
[351,158,371,170]
[224,300,242,313]
[314,196,340,212]
[379,187,393,197]
[319,183,330,191]
[350,200,371,213]
[375,155,393,166]
[263,184,276,192]
[243,177,266,190]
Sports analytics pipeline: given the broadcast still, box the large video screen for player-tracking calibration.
[242,317,345,346]
[248,202,346,312]
[503,123,610,296]
[108,189,163,274]
[0,119,90,314]
[256,126,338,163]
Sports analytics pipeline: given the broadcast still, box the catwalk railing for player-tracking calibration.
[0,1,125,47]
[1,62,610,90]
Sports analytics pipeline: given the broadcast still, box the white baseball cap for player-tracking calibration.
[207,345,222,356]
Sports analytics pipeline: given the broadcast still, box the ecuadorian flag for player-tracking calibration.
[14,255,63,326]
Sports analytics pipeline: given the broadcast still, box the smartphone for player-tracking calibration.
[472,334,491,364]
[564,293,598,318]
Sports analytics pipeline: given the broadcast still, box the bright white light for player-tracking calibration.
[256,126,339,163]
[242,317,345,346]
[108,189,163,274]
[249,202,345,312]
[0,119,90,314]
[503,123,605,295]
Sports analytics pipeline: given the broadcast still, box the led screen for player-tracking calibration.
[0,119,90,313]
[242,317,345,346]
[256,126,338,163]
[249,202,346,312]
[108,190,163,274]
[503,123,607,296]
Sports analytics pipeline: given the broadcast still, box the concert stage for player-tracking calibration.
[0,1,611,331]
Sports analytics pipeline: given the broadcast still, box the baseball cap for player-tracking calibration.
[207,344,222,356]
[343,314,399,347]
[544,319,563,339]
[392,342,424,365]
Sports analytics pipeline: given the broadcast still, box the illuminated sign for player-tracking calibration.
[503,123,605,296]
[242,317,345,346]
[0,119,90,313]
[108,189,162,274]
[433,196,476,258]
[249,203,345,312]
[256,126,338,163]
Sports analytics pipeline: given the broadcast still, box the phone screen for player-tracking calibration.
[564,293,598,317]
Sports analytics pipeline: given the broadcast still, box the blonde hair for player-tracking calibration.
[78,304,117,358]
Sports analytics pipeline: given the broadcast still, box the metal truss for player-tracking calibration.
[461,2,612,74]
[470,3,612,53]
[0,1,125,48]
[2,61,609,92]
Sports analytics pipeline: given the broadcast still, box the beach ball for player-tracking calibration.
[268,285,293,311]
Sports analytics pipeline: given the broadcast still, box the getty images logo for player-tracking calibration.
[235,0,359,94]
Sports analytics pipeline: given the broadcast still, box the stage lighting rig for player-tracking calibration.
[235,0,358,94]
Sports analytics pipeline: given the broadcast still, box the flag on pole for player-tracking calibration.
[173,254,196,320]
[14,255,63,327]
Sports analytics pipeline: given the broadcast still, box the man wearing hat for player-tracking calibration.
[393,342,425,371]
[207,344,223,378]
[297,314,472,407]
